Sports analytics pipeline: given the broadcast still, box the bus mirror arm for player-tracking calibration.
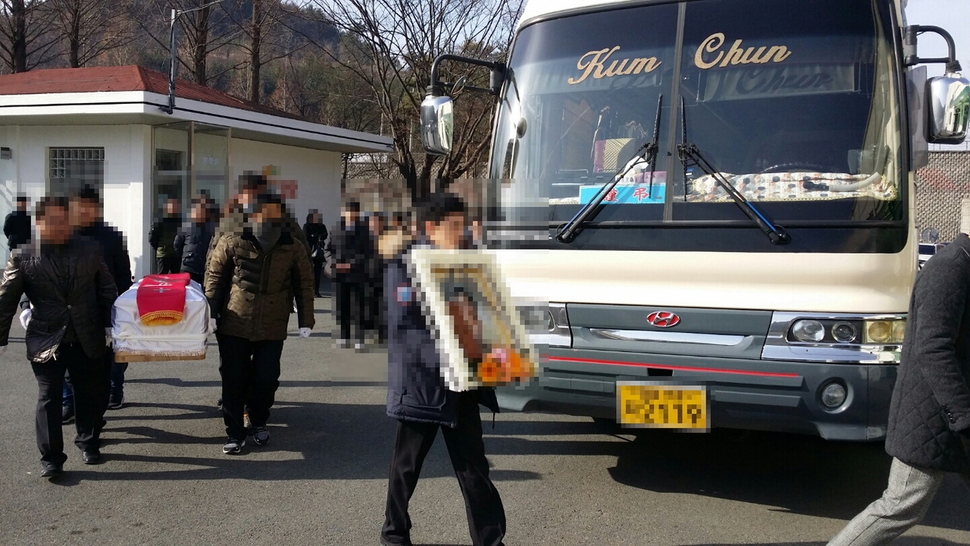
[903,25,962,73]
[427,54,507,98]
[677,144,791,246]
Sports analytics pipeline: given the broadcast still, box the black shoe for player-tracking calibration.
[223,437,245,455]
[107,394,124,410]
[40,462,63,478]
[61,405,75,425]
[81,449,102,465]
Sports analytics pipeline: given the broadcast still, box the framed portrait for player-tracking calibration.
[408,247,537,392]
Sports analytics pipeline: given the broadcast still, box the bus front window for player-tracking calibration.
[489,0,905,252]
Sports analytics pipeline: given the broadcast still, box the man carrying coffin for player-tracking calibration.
[0,197,117,477]
[206,192,315,455]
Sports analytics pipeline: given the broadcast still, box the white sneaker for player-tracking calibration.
[335,339,349,349]
[354,342,365,352]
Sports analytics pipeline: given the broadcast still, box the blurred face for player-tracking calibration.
[38,206,72,245]
[69,198,100,228]
[164,199,180,216]
[252,203,283,224]
[16,199,28,212]
[239,189,258,208]
[424,212,466,250]
[369,215,383,234]
[342,208,358,225]
[190,202,206,223]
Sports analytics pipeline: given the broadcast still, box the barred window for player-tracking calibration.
[49,147,105,195]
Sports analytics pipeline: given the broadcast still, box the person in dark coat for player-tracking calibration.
[380,193,505,546]
[149,197,182,274]
[68,186,133,411]
[206,192,315,455]
[332,201,373,350]
[3,195,31,250]
[366,212,386,344]
[0,196,118,477]
[828,233,970,545]
[303,209,330,297]
[175,196,216,285]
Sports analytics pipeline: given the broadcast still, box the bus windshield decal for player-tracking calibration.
[568,46,663,85]
[694,33,792,70]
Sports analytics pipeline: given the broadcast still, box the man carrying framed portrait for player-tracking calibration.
[380,193,507,546]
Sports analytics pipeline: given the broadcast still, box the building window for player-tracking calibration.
[49,147,105,194]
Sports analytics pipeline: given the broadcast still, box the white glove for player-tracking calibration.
[299,327,311,338]
[19,308,31,329]
[105,327,113,347]
[209,318,218,334]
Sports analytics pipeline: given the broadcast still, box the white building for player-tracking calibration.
[0,65,393,278]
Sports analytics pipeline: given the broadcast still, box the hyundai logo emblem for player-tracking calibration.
[647,311,680,328]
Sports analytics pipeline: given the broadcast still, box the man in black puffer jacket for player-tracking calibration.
[829,233,970,545]
[0,196,118,477]
[175,196,216,285]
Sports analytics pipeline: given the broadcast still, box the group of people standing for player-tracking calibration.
[331,200,406,351]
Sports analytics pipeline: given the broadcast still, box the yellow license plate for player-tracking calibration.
[617,382,709,430]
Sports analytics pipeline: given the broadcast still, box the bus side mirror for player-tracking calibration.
[926,71,970,144]
[421,94,454,155]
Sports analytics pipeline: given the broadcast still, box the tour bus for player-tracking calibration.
[421,0,970,440]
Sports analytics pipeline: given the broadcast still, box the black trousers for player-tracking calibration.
[336,280,366,342]
[312,259,324,295]
[156,256,180,274]
[365,281,385,342]
[381,392,506,546]
[216,333,284,440]
[32,342,107,464]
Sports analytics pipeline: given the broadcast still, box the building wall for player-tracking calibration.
[230,138,343,236]
[916,151,970,241]
[0,124,151,279]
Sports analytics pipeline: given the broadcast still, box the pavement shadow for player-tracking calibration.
[484,419,970,534]
[678,536,965,546]
[67,400,538,484]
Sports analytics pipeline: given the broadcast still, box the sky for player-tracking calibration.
[903,0,970,73]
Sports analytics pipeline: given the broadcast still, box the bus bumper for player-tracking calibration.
[497,348,897,441]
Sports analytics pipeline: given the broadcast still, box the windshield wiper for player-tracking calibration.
[556,94,663,244]
[676,97,790,245]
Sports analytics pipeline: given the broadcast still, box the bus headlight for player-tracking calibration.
[765,312,906,364]
[831,322,858,344]
[517,302,571,348]
[864,319,906,344]
[791,320,824,342]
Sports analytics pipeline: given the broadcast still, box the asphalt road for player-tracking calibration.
[2,295,969,546]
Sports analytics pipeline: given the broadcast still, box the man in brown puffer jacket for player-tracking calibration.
[205,193,315,455]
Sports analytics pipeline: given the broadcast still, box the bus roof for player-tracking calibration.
[518,0,907,30]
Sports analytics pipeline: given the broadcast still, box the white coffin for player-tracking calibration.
[111,279,212,361]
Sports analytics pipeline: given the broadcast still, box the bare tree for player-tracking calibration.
[302,0,522,198]
[47,0,134,68]
[223,0,306,104]
[131,0,237,86]
[0,0,58,72]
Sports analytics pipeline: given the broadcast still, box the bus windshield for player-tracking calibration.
[489,0,906,253]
